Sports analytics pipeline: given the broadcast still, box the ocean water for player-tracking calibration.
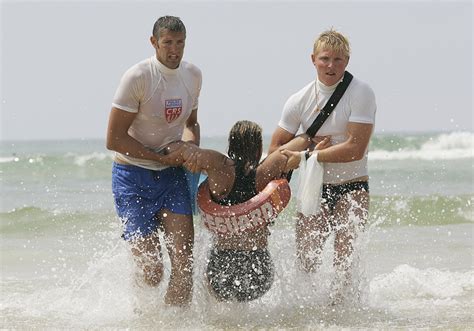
[1,131,473,329]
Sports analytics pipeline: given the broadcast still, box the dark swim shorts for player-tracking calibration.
[321,181,369,213]
[206,248,274,302]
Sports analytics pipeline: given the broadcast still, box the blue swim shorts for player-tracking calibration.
[112,163,192,241]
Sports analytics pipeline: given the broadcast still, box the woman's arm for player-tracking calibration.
[255,151,289,192]
[257,133,332,191]
[164,142,235,199]
[188,149,235,200]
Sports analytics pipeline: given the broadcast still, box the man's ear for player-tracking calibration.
[150,36,158,49]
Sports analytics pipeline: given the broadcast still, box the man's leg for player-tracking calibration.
[332,190,369,287]
[295,209,331,273]
[130,231,163,287]
[160,209,194,306]
[112,163,164,287]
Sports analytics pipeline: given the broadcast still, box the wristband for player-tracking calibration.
[299,150,306,162]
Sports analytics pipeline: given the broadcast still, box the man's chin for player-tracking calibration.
[166,61,180,69]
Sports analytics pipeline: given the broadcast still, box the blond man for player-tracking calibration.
[269,29,376,302]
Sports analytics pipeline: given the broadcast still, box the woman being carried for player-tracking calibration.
[163,120,318,301]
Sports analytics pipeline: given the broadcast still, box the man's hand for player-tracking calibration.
[312,136,332,150]
[180,143,202,173]
[280,149,302,173]
[157,141,199,166]
[160,141,185,155]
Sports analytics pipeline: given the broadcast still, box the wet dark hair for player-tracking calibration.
[152,16,186,39]
[227,120,263,170]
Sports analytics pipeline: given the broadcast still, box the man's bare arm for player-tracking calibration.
[316,122,373,162]
[268,127,295,154]
[182,108,200,146]
[106,107,182,166]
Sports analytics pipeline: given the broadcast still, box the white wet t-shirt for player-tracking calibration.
[278,76,376,184]
[112,56,202,170]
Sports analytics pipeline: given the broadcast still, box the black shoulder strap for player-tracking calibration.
[306,71,353,137]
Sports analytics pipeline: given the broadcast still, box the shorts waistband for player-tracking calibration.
[113,162,167,173]
[323,180,368,188]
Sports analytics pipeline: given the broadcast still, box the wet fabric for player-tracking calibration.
[206,248,274,302]
[322,180,369,213]
[215,165,257,206]
[112,163,192,240]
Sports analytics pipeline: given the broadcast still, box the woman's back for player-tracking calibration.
[214,165,257,206]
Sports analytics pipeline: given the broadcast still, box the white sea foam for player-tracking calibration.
[370,131,473,160]
[72,152,112,166]
[368,264,474,322]
[370,264,473,301]
[0,156,20,163]
[0,156,45,164]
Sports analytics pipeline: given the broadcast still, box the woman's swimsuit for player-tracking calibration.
[206,164,274,302]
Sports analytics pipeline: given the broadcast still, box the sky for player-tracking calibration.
[0,0,472,141]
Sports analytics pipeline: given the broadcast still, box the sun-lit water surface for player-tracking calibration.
[1,132,473,329]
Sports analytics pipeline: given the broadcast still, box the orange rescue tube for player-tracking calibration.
[197,179,291,236]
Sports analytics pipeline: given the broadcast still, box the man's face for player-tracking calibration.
[151,29,186,69]
[311,49,349,86]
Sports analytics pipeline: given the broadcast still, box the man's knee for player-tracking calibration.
[129,233,165,286]
[296,242,323,273]
[297,252,321,273]
[143,262,164,287]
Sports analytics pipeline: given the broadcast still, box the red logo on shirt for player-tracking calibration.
[165,99,182,123]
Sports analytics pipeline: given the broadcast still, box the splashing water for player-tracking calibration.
[1,134,473,328]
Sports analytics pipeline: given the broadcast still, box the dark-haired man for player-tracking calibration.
[106,16,201,306]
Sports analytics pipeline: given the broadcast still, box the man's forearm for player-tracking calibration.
[279,134,312,152]
[315,142,364,163]
[108,134,169,163]
[316,123,372,163]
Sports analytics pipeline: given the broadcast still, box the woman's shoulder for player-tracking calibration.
[207,158,236,201]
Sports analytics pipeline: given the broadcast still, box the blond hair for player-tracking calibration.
[313,29,350,58]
